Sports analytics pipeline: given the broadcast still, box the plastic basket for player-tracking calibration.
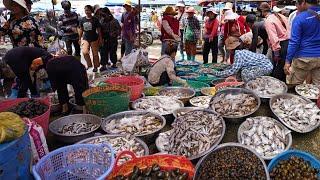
[108,151,195,179]
[268,150,320,177]
[187,80,210,93]
[195,75,221,84]
[33,144,115,180]
[0,97,51,135]
[105,76,144,101]
[82,85,130,117]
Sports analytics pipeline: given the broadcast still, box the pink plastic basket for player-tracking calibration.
[0,97,51,135]
[106,76,144,101]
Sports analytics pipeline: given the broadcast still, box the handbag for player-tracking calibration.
[185,25,195,41]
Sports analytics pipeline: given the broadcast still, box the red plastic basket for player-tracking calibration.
[106,76,144,101]
[0,97,51,135]
[108,151,195,179]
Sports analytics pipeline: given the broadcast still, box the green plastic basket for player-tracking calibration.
[195,75,221,84]
[82,85,130,117]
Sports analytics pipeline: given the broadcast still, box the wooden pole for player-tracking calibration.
[138,0,141,47]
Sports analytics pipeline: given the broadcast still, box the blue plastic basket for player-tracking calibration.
[268,150,320,177]
[32,144,115,180]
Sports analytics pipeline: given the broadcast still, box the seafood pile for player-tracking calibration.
[133,96,183,115]
[179,73,198,80]
[173,107,200,118]
[195,145,267,180]
[270,156,318,180]
[159,88,193,99]
[58,122,99,135]
[80,135,146,164]
[295,84,320,99]
[104,113,163,135]
[189,96,212,108]
[211,92,258,117]
[198,67,213,74]
[271,96,320,132]
[176,61,199,66]
[9,99,48,118]
[113,164,188,180]
[239,117,291,158]
[157,110,223,158]
[246,76,287,98]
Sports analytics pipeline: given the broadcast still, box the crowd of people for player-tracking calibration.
[0,0,319,114]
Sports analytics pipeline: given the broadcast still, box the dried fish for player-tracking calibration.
[239,116,291,158]
[190,96,212,108]
[133,96,183,115]
[271,96,320,132]
[211,92,258,117]
[58,122,98,135]
[104,113,163,135]
[157,110,223,158]
[246,76,286,98]
[81,135,145,164]
[295,84,320,99]
[159,88,193,99]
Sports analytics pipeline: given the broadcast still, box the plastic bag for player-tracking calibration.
[23,118,49,164]
[0,112,25,143]
[121,49,149,72]
[47,39,67,56]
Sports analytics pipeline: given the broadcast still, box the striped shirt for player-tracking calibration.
[58,11,79,40]
[213,50,273,77]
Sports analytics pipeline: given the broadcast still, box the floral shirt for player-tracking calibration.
[1,16,45,48]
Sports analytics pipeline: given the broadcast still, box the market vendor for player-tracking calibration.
[212,37,273,82]
[4,47,89,114]
[4,47,52,98]
[148,42,188,86]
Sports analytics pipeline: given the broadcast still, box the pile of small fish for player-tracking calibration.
[158,110,223,158]
[211,93,258,117]
[176,61,199,66]
[58,122,99,135]
[80,135,145,164]
[246,76,286,98]
[295,84,320,99]
[239,117,290,158]
[9,99,48,118]
[198,67,213,74]
[270,156,318,180]
[113,164,188,180]
[195,146,267,179]
[159,88,192,99]
[133,96,183,115]
[271,96,320,132]
[190,96,212,108]
[104,113,163,135]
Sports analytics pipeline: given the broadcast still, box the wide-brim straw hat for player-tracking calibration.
[225,36,241,50]
[273,6,284,13]
[206,8,218,15]
[3,0,29,12]
[123,0,132,7]
[223,2,233,10]
[224,10,239,20]
[163,6,178,16]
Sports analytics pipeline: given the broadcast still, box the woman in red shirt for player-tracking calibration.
[224,10,250,64]
[203,8,219,64]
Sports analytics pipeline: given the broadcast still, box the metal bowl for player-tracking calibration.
[77,134,149,158]
[101,110,166,144]
[156,109,226,161]
[209,88,261,120]
[189,96,212,108]
[158,87,196,104]
[132,96,184,116]
[270,93,320,133]
[237,116,292,160]
[245,76,288,99]
[295,84,320,100]
[200,87,216,96]
[194,143,270,180]
[173,107,203,119]
[49,114,102,144]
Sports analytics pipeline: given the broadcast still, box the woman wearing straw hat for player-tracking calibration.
[1,0,45,48]
[182,7,200,61]
[160,6,180,55]
[176,1,187,60]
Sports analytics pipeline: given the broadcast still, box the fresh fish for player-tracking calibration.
[295,84,320,99]
[190,96,212,108]
[239,116,291,158]
[246,76,286,98]
[58,122,98,135]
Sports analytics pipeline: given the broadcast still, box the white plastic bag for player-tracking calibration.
[47,39,67,56]
[23,118,49,164]
[121,49,149,72]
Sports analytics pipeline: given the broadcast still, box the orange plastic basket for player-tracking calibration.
[108,151,195,179]
[106,76,144,101]
[0,97,51,135]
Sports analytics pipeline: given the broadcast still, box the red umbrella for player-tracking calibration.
[197,0,215,7]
